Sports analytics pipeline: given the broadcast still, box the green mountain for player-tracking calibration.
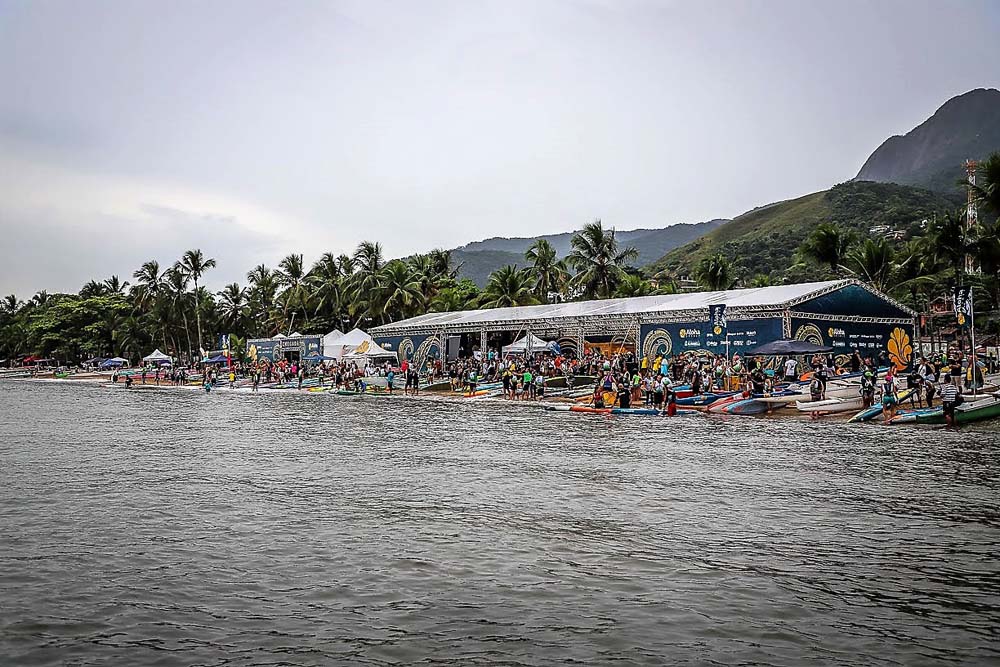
[453,219,726,286]
[856,87,1000,191]
[646,181,962,282]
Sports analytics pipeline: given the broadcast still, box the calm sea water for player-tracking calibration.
[1,380,999,666]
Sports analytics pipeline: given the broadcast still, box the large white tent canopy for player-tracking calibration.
[324,328,377,359]
[371,280,916,337]
[502,333,560,355]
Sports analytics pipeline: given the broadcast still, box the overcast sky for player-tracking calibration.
[2,0,999,296]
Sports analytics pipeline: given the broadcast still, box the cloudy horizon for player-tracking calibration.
[2,0,999,297]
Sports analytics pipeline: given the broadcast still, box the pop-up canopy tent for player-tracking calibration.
[749,340,833,355]
[100,357,129,368]
[503,333,560,356]
[143,349,173,365]
[324,328,377,359]
[342,339,397,362]
[321,329,344,356]
[203,354,230,364]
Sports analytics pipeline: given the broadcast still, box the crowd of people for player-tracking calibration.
[104,342,994,427]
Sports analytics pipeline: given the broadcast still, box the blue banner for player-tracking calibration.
[708,304,727,337]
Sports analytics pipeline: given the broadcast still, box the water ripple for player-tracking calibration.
[1,381,999,665]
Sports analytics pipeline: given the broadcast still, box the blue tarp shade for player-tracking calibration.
[100,357,128,368]
[749,340,833,355]
[203,354,229,364]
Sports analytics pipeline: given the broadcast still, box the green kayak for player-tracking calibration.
[915,394,1000,424]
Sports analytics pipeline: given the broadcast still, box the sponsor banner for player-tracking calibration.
[954,286,973,328]
[640,318,783,357]
[708,304,727,337]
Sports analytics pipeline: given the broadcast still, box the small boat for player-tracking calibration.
[914,393,1000,425]
[675,391,737,407]
[888,407,942,424]
[543,375,596,389]
[422,380,453,392]
[795,396,863,413]
[846,387,917,422]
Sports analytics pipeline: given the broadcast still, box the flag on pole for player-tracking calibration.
[953,286,973,328]
[709,304,727,336]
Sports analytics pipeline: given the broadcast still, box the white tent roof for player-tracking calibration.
[273,333,286,339]
[327,328,374,347]
[372,280,914,336]
[342,339,397,360]
[503,333,557,354]
[143,349,172,362]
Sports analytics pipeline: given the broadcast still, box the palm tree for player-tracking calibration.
[336,254,355,277]
[799,223,854,274]
[308,253,346,325]
[845,238,895,291]
[380,260,424,320]
[2,294,21,316]
[104,275,129,295]
[748,274,772,288]
[277,253,310,326]
[352,241,385,321]
[31,291,50,306]
[614,274,654,297]
[132,261,163,311]
[927,209,971,276]
[693,253,735,291]
[407,254,440,301]
[179,249,216,354]
[480,265,538,308]
[427,248,458,279]
[567,220,639,299]
[79,280,108,298]
[165,264,194,361]
[218,283,248,332]
[525,239,568,302]
[247,264,279,336]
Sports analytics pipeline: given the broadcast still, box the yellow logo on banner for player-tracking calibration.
[713,325,722,335]
[887,327,912,371]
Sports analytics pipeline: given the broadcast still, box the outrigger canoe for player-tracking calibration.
[795,396,864,414]
[543,375,597,389]
[542,405,696,416]
[913,392,1000,425]
[846,388,917,422]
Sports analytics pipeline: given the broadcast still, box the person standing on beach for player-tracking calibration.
[881,369,899,424]
[783,356,798,384]
[940,376,961,427]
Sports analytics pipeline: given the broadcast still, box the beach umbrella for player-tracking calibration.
[749,339,833,355]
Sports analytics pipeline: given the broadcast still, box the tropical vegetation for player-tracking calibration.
[2,154,998,365]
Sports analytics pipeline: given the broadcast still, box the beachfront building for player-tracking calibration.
[247,332,324,364]
[370,279,918,372]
